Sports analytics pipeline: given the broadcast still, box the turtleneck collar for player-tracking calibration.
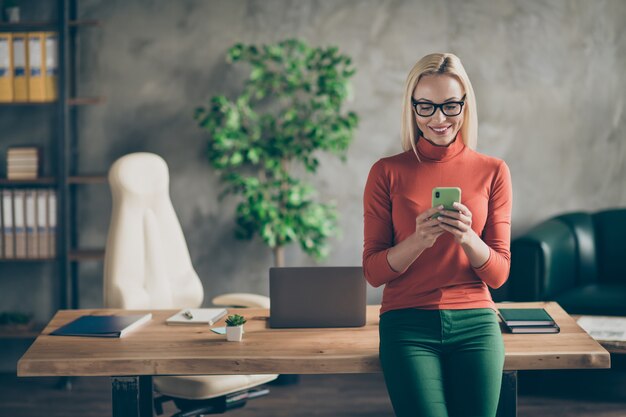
[415,131,466,162]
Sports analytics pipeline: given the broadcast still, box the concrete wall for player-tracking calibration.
[1,0,625,369]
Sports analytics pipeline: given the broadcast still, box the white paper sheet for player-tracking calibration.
[576,316,626,342]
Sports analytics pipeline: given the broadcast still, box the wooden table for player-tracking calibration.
[18,302,610,417]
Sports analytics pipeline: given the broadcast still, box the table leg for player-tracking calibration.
[496,371,517,417]
[111,376,154,417]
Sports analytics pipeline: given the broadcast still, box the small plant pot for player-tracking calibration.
[226,325,244,342]
[5,7,20,22]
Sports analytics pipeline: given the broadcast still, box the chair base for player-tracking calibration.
[155,386,270,416]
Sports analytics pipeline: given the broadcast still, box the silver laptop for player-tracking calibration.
[269,266,366,328]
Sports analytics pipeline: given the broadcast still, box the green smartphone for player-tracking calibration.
[431,187,461,219]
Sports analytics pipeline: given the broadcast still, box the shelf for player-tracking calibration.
[0,19,101,31]
[0,97,104,106]
[0,101,55,106]
[1,3,105,312]
[0,175,108,186]
[0,257,56,262]
[0,249,106,263]
[69,175,107,184]
[68,97,105,106]
[68,19,101,28]
[0,21,56,31]
[69,249,105,262]
[0,177,56,186]
[0,324,44,339]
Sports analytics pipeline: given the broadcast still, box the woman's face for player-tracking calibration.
[412,74,465,146]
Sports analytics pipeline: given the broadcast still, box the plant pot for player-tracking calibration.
[5,7,20,22]
[226,325,244,342]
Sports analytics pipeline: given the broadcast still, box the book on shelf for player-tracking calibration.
[0,32,58,103]
[36,189,49,258]
[497,308,560,334]
[12,32,28,102]
[7,147,39,157]
[50,313,153,338]
[0,33,14,102]
[25,190,37,258]
[44,32,58,101]
[166,308,228,325]
[2,190,14,258]
[48,189,56,257]
[7,146,40,180]
[27,32,46,102]
[0,188,56,259]
[13,189,26,258]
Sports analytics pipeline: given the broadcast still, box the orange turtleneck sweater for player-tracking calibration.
[362,134,512,314]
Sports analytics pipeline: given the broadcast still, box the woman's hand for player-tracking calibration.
[386,206,447,274]
[414,206,446,249]
[435,202,476,245]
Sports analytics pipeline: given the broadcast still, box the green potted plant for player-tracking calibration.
[195,38,358,267]
[225,314,247,342]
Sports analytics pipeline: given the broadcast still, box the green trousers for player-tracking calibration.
[379,308,505,417]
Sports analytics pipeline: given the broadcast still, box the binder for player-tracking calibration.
[27,32,46,102]
[48,190,57,257]
[13,190,27,258]
[0,33,14,102]
[25,190,38,258]
[12,33,29,102]
[36,189,49,258]
[44,32,58,101]
[2,190,15,258]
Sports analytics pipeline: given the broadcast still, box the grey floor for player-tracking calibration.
[2,371,626,416]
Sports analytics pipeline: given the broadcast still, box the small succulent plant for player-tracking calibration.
[225,314,247,327]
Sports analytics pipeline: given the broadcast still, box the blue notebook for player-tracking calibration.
[50,313,152,338]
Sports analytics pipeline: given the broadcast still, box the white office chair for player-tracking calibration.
[103,152,277,416]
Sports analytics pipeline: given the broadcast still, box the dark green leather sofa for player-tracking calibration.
[508,208,626,316]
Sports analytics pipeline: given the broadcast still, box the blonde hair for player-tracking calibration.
[401,53,478,158]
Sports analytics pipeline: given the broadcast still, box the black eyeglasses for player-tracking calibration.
[411,94,466,117]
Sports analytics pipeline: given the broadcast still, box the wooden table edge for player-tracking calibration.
[17,302,612,377]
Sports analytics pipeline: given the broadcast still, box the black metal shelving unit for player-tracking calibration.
[0,0,105,339]
[58,0,107,311]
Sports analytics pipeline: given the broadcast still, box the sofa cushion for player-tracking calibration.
[555,212,598,286]
[510,219,578,301]
[593,209,626,285]
[554,283,626,316]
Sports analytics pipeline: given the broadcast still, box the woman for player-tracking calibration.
[363,53,512,417]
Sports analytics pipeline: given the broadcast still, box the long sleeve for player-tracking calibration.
[472,161,513,288]
[362,160,403,288]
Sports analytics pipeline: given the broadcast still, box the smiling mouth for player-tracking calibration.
[429,125,451,134]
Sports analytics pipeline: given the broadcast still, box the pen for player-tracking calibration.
[183,310,193,320]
